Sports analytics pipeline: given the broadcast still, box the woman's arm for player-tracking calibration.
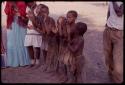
[112,2,123,17]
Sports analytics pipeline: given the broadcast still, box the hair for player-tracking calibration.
[41,4,49,14]
[67,10,78,18]
[37,4,46,8]
[36,4,49,16]
[57,16,66,25]
[76,22,87,36]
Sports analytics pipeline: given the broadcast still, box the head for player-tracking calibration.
[26,1,36,8]
[36,4,46,16]
[41,5,49,17]
[66,10,78,24]
[75,22,87,36]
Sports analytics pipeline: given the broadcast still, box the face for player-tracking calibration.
[41,8,49,17]
[66,13,76,24]
[36,5,42,16]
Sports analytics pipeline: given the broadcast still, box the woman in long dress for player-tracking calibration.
[5,1,30,67]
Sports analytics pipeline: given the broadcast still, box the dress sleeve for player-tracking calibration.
[4,2,14,15]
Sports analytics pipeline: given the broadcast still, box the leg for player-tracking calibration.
[34,47,41,62]
[45,46,54,72]
[43,50,47,64]
[66,64,76,83]
[25,46,35,68]
[103,28,114,81]
[27,46,35,65]
[58,63,68,83]
[111,31,123,83]
[42,50,48,71]
[75,56,84,83]
[33,47,41,69]
[41,37,47,65]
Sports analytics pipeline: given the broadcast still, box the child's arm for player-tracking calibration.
[57,19,63,36]
[28,11,44,33]
[68,38,84,53]
[57,16,67,37]
[44,21,51,35]
[51,18,57,34]
[27,10,37,27]
[35,16,45,34]
[57,24,63,36]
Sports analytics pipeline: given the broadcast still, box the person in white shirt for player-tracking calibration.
[24,1,42,69]
[103,2,123,83]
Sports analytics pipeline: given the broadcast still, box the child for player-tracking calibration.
[29,4,58,72]
[30,4,50,67]
[56,16,68,81]
[67,22,87,83]
[40,5,58,73]
[57,10,78,83]
[24,1,42,68]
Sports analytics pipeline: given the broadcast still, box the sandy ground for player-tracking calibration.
[1,2,112,83]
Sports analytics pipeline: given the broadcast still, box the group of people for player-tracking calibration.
[1,1,123,83]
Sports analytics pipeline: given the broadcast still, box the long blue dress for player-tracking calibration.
[7,16,30,67]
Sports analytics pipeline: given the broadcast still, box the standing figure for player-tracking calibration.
[5,1,30,67]
[57,10,78,83]
[103,2,123,83]
[68,22,87,83]
[40,5,58,73]
[24,1,42,69]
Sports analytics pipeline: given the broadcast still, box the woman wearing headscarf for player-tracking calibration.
[5,1,30,67]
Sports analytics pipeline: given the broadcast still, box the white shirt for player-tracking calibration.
[106,2,123,30]
[26,6,40,34]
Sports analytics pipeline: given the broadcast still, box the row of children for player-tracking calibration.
[1,1,87,83]
[25,1,87,83]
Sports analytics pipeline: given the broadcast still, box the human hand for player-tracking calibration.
[28,24,34,29]
[16,12,20,16]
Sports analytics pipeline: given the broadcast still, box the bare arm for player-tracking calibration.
[112,2,123,17]
[57,24,63,36]
[27,11,37,28]
[51,18,57,34]
[28,12,44,34]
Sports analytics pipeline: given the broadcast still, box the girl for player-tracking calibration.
[28,4,58,72]
[24,1,42,69]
